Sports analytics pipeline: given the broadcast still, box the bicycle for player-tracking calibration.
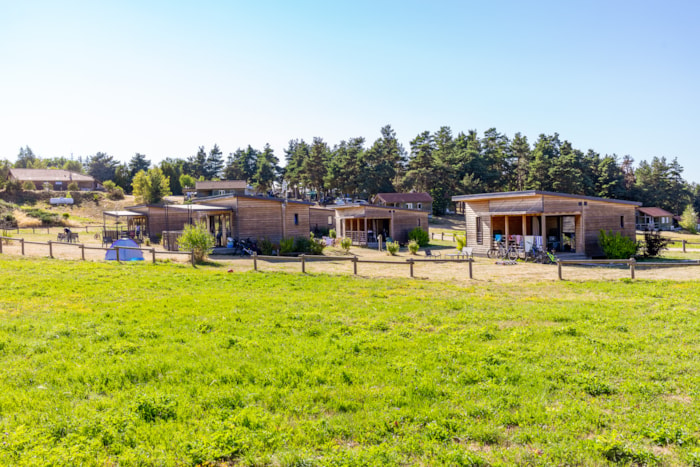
[487,241,507,259]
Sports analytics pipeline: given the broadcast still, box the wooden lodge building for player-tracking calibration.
[9,168,99,191]
[103,195,430,251]
[333,205,429,245]
[452,190,641,258]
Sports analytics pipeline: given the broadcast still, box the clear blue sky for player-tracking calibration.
[2,1,699,182]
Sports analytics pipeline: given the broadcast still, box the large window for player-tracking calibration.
[476,217,483,245]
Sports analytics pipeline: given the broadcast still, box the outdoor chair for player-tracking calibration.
[102,236,113,247]
[425,249,441,259]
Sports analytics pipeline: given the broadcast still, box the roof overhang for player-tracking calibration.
[103,210,146,217]
[452,190,642,206]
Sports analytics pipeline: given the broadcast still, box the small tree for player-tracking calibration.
[67,182,79,191]
[340,237,352,253]
[179,174,196,191]
[456,234,466,251]
[598,230,639,259]
[23,181,36,191]
[680,205,698,234]
[408,240,419,255]
[386,241,400,256]
[408,227,430,247]
[178,222,215,263]
[642,230,672,258]
[133,168,172,204]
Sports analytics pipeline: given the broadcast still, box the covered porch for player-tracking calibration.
[340,217,392,246]
[164,205,234,249]
[487,212,584,253]
[102,210,148,243]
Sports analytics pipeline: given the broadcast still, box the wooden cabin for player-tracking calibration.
[372,192,433,214]
[310,206,335,235]
[9,168,99,191]
[636,207,675,231]
[192,195,313,244]
[452,190,640,258]
[334,205,429,245]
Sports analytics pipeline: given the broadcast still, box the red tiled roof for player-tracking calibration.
[373,192,433,203]
[637,207,674,217]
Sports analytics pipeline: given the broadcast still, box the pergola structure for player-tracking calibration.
[102,210,148,242]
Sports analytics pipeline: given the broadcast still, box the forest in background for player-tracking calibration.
[1,125,697,215]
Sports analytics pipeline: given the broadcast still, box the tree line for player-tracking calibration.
[2,125,698,215]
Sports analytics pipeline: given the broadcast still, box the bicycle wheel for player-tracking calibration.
[487,248,497,259]
[507,248,519,261]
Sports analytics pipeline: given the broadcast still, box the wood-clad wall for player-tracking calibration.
[583,201,637,257]
[145,207,191,237]
[391,210,429,243]
[310,207,334,232]
[463,200,491,255]
[285,203,311,240]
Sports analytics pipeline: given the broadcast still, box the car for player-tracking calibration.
[353,199,369,205]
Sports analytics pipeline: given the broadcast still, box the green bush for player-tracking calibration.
[680,204,698,234]
[22,181,37,191]
[280,237,295,254]
[308,237,325,255]
[340,237,352,253]
[107,186,125,200]
[4,179,22,194]
[642,230,671,258]
[408,227,430,247]
[258,237,274,256]
[598,230,639,259]
[329,229,337,239]
[456,234,466,251]
[387,241,400,256]
[294,237,310,253]
[67,182,79,191]
[178,221,215,263]
[22,207,60,226]
[408,240,419,255]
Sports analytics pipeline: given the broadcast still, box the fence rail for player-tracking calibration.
[430,232,459,242]
[0,236,196,266]
[556,257,700,280]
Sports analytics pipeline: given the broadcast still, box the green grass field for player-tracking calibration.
[1,257,700,465]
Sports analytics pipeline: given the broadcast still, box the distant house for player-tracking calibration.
[372,192,433,213]
[636,207,675,231]
[452,190,641,258]
[8,168,98,191]
[334,204,429,245]
[194,180,250,198]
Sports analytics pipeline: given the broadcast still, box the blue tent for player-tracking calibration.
[105,238,144,261]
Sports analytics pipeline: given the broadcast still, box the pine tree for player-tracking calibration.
[129,153,151,177]
[205,144,224,179]
[251,144,279,194]
[360,125,405,195]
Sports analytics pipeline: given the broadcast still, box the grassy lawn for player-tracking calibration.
[1,258,700,465]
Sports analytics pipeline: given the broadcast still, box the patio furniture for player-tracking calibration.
[425,249,441,259]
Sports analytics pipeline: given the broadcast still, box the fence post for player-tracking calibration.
[441,232,444,240]
[0,238,3,254]
[630,257,635,279]
[557,260,562,280]
[85,226,88,233]
[468,258,473,279]
[408,258,414,278]
[48,240,53,258]
[301,254,306,273]
[683,240,687,253]
[253,252,258,271]
[116,247,121,262]
[21,238,24,255]
[352,255,358,275]
[151,248,156,264]
[80,244,85,261]
[191,250,196,267]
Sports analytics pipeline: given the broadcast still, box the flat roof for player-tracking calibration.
[452,190,642,206]
[103,210,146,217]
[166,204,232,212]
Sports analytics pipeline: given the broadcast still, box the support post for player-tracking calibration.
[48,240,53,258]
[408,258,414,278]
[630,257,635,279]
[191,250,196,267]
[253,252,258,271]
[151,248,156,264]
[21,238,25,255]
[80,244,85,261]
[441,232,444,240]
[116,247,121,262]
[683,240,686,253]
[352,255,358,275]
[557,260,562,280]
[301,254,306,273]
[0,238,3,254]
[468,258,473,279]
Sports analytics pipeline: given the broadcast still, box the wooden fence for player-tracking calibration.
[0,236,196,266]
[249,253,475,279]
[430,232,459,242]
[680,240,700,252]
[557,257,700,280]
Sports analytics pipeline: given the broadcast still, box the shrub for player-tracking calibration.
[387,241,400,256]
[329,229,337,239]
[280,237,295,254]
[178,221,215,263]
[22,207,60,226]
[107,186,125,200]
[340,237,352,253]
[408,227,430,247]
[456,234,466,251]
[22,181,37,191]
[61,213,70,220]
[4,179,22,194]
[258,237,274,255]
[67,182,79,191]
[308,237,325,255]
[294,237,310,253]
[408,240,419,255]
[598,230,638,259]
[680,204,698,234]
[642,230,672,258]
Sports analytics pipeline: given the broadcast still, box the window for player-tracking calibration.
[476,217,483,245]
[327,215,333,225]
[294,213,299,225]
[620,215,624,228]
[418,218,421,227]
[406,203,414,209]
[417,203,422,210]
